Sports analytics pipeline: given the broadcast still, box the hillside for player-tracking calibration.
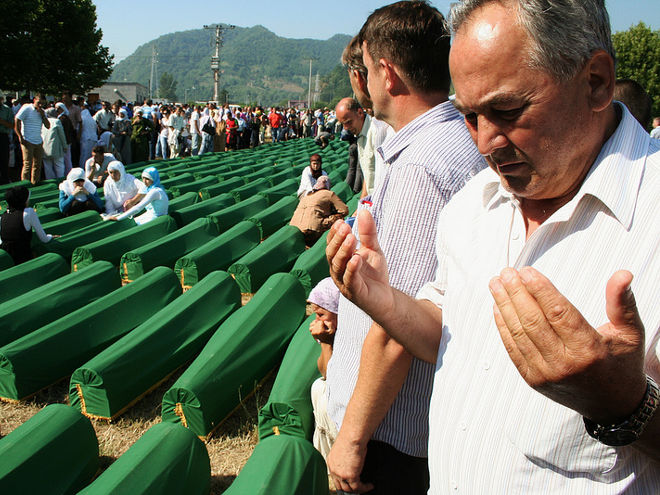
[111,25,352,106]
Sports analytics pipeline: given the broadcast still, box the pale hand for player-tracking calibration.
[327,434,374,494]
[325,209,393,319]
[489,267,647,424]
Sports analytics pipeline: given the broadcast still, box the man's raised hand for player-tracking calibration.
[489,267,648,424]
[326,209,394,319]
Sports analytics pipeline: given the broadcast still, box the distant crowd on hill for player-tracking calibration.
[0,92,356,186]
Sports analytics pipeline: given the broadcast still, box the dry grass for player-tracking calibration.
[0,367,277,494]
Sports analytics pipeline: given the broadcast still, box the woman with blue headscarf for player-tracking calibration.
[106,167,168,225]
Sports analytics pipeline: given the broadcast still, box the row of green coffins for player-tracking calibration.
[0,314,327,494]
[0,404,211,494]
[0,220,334,404]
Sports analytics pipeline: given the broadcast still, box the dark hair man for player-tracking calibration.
[15,94,50,184]
[327,0,660,492]
[318,2,485,494]
[613,78,652,129]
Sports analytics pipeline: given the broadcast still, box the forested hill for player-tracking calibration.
[111,25,352,106]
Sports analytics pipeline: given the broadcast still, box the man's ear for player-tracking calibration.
[380,59,406,96]
[585,50,615,113]
[354,70,370,96]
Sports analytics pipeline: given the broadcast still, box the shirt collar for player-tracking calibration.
[378,100,460,164]
[483,104,648,230]
[358,114,371,139]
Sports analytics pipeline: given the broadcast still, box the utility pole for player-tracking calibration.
[149,45,158,99]
[204,24,235,104]
[303,57,318,108]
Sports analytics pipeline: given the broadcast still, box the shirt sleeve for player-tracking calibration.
[24,208,53,243]
[114,188,160,220]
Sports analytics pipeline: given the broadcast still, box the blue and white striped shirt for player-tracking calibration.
[326,100,486,457]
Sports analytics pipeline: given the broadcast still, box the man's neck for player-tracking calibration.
[386,90,449,132]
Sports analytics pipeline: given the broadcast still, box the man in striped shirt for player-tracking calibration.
[321,2,485,493]
[327,0,660,492]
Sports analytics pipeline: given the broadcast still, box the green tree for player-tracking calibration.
[0,0,113,94]
[612,22,660,118]
[158,72,178,101]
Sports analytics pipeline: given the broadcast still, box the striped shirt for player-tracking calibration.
[15,104,44,145]
[326,100,486,457]
[417,105,660,493]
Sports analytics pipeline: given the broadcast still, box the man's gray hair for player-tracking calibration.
[449,0,614,82]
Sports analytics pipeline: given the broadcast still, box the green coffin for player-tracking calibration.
[161,273,306,438]
[77,422,210,495]
[69,271,241,420]
[231,177,272,203]
[167,191,199,214]
[40,210,101,236]
[174,221,260,290]
[346,192,360,214]
[33,206,62,223]
[169,176,218,197]
[227,225,306,294]
[0,267,181,401]
[0,404,99,494]
[33,219,136,261]
[198,176,245,200]
[224,435,328,495]
[258,178,298,204]
[243,167,274,183]
[258,314,321,441]
[170,193,235,227]
[159,172,193,190]
[0,253,68,305]
[246,196,298,240]
[0,249,13,270]
[290,230,330,296]
[71,215,177,272]
[207,195,269,234]
[0,261,120,347]
[330,181,353,203]
[119,218,220,284]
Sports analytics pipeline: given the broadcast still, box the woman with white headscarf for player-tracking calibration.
[59,167,103,216]
[103,161,146,215]
[112,109,132,164]
[41,107,67,179]
[55,102,75,174]
[106,166,168,225]
[79,107,98,168]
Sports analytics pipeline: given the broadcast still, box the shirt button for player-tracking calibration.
[451,480,458,490]
[459,422,467,431]
[483,361,490,370]
[512,232,520,240]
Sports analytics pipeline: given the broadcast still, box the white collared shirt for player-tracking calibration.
[418,106,660,493]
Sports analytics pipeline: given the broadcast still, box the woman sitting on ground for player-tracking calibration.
[296,153,328,198]
[290,175,348,246]
[1,186,58,264]
[58,168,103,217]
[106,166,168,225]
[102,161,146,216]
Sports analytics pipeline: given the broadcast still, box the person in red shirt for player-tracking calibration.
[268,108,282,143]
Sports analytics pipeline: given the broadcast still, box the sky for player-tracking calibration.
[93,0,660,63]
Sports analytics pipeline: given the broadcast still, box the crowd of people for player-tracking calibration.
[0,90,348,188]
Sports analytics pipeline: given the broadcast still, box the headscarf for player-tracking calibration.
[312,175,330,191]
[104,161,138,211]
[116,109,127,120]
[59,167,96,201]
[5,186,30,212]
[55,102,68,117]
[307,277,340,314]
[141,167,162,191]
[45,107,58,118]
